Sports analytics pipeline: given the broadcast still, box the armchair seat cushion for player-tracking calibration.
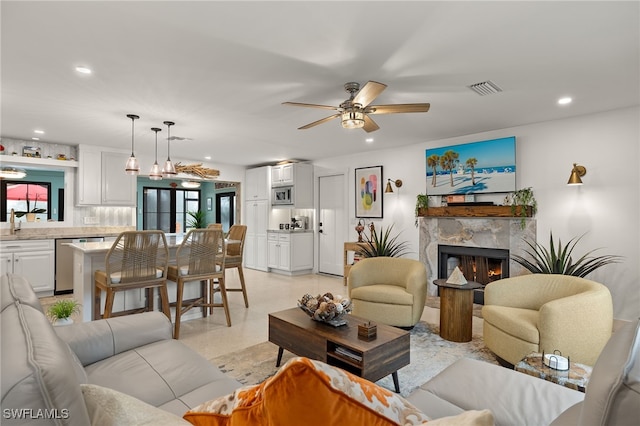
[481,306,539,344]
[350,284,414,305]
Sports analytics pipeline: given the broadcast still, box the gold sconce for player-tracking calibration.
[385,179,403,193]
[567,163,587,185]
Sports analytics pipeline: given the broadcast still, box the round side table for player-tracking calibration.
[433,279,483,342]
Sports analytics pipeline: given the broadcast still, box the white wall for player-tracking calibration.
[314,106,639,320]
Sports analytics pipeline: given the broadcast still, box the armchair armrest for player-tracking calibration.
[55,311,173,366]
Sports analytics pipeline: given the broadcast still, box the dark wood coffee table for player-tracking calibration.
[268,307,410,393]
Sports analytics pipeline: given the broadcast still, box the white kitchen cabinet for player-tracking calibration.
[76,144,136,206]
[270,163,313,208]
[267,231,313,274]
[1,239,54,295]
[271,163,294,186]
[244,199,269,271]
[245,166,271,201]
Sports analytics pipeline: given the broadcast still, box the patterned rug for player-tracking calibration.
[210,321,498,397]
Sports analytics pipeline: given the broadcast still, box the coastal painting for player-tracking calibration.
[425,136,516,195]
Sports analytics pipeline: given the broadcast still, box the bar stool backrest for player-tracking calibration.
[176,228,225,276]
[105,231,169,286]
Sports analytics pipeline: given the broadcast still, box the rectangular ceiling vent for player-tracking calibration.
[467,80,503,96]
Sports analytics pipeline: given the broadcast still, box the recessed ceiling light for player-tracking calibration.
[365,138,374,143]
[31,137,40,141]
[204,156,211,160]
[558,97,572,105]
[34,130,44,134]
[75,66,92,74]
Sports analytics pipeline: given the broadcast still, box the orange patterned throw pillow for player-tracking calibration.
[183,356,430,426]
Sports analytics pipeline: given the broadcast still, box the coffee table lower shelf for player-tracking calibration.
[269,308,410,393]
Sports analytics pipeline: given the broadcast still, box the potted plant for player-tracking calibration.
[414,193,429,227]
[186,210,207,229]
[512,231,622,277]
[47,299,81,326]
[510,187,537,229]
[358,224,410,258]
[15,194,46,222]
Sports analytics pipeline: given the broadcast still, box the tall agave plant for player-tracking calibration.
[358,224,410,258]
[512,232,622,277]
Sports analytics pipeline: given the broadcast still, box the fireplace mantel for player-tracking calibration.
[417,205,534,218]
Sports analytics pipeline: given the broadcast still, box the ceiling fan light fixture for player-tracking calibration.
[341,108,365,129]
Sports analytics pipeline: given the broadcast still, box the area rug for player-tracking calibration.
[210,321,498,397]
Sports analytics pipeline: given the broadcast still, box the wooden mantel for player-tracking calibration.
[417,205,533,218]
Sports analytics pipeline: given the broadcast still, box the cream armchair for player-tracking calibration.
[482,274,613,366]
[348,257,427,328]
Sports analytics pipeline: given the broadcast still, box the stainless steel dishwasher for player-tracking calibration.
[55,237,104,294]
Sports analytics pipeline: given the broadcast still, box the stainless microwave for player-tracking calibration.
[272,186,294,205]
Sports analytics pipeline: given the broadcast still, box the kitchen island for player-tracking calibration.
[68,234,238,323]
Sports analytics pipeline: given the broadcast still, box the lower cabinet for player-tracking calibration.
[0,239,54,295]
[268,232,313,274]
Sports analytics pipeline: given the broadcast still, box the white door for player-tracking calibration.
[318,174,346,275]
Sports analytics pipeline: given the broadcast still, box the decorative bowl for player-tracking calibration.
[298,292,352,327]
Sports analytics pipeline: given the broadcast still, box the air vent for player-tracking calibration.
[467,80,503,96]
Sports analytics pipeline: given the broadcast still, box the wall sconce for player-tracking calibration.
[385,179,403,193]
[567,163,587,185]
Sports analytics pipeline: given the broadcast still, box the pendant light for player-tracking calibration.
[149,127,163,180]
[162,121,177,177]
[124,114,140,175]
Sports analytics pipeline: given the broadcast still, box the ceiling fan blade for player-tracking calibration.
[353,81,387,107]
[363,115,380,133]
[298,114,341,130]
[282,101,339,111]
[365,103,431,114]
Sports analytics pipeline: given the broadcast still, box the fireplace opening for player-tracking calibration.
[437,245,510,304]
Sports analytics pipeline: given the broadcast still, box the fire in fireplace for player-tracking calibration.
[437,245,510,304]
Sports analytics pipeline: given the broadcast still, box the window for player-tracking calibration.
[1,181,51,222]
[142,187,200,232]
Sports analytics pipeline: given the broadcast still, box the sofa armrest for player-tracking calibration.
[55,311,173,366]
[414,358,584,426]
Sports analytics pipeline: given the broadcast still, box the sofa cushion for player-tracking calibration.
[82,383,191,425]
[351,284,414,305]
[410,358,583,426]
[579,318,640,424]
[1,301,91,426]
[183,356,430,425]
[85,338,240,416]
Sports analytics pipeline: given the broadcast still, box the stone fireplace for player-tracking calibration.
[419,216,536,300]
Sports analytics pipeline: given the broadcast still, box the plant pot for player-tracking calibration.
[25,213,36,222]
[52,317,73,327]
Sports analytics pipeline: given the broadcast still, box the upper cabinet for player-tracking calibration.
[271,163,313,209]
[271,163,294,186]
[76,145,136,206]
[245,166,271,201]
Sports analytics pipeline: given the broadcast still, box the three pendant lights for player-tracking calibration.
[124,114,177,180]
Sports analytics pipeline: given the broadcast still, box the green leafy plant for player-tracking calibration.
[414,194,429,227]
[15,194,46,218]
[186,210,206,229]
[512,232,622,277]
[510,187,537,229]
[47,299,81,321]
[358,224,410,258]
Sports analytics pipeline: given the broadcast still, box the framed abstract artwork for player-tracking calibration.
[355,166,383,218]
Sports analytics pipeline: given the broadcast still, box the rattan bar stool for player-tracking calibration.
[222,224,249,308]
[168,228,230,339]
[94,231,170,320]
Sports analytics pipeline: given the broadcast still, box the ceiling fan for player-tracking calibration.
[282,81,430,133]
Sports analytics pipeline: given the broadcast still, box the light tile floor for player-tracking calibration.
[176,268,484,360]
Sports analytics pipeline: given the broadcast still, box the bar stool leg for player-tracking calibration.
[237,265,249,308]
[218,276,231,327]
[104,289,115,319]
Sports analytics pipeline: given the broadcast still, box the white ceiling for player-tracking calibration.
[2,1,638,167]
